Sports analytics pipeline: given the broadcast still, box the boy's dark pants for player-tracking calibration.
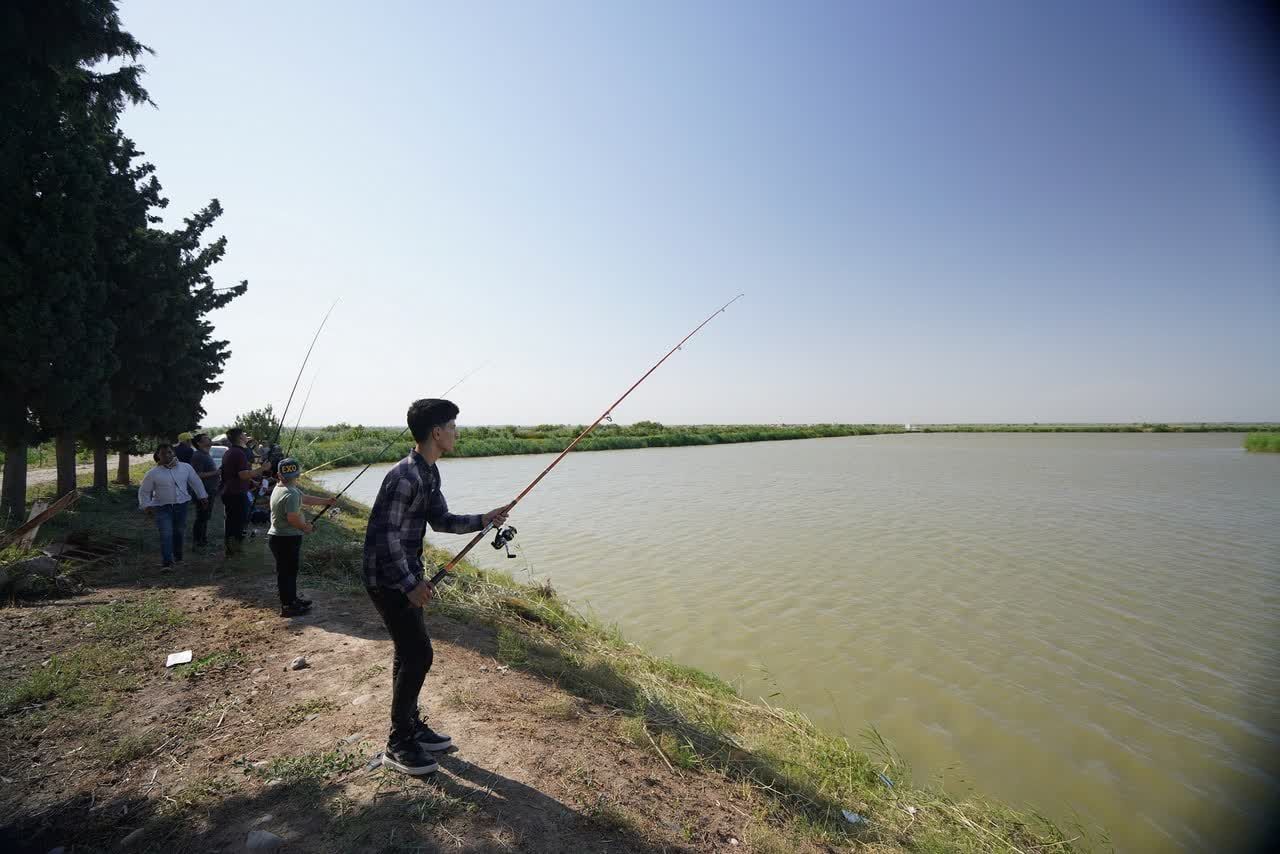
[222,493,247,552]
[192,497,213,546]
[268,535,302,605]
[367,586,434,743]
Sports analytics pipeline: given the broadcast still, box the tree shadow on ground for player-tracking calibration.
[0,749,689,854]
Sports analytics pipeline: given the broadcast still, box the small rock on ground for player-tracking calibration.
[245,829,284,850]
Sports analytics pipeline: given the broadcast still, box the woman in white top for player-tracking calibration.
[138,442,209,569]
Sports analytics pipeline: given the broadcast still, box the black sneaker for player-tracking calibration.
[382,740,439,776]
[294,595,313,608]
[413,720,453,752]
[280,601,312,617]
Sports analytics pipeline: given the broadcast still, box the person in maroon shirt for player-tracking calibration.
[220,427,270,556]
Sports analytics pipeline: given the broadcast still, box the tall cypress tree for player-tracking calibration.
[2,2,247,514]
[0,0,151,515]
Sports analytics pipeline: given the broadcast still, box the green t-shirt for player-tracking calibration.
[269,483,304,536]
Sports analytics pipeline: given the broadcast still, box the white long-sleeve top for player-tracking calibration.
[138,462,208,509]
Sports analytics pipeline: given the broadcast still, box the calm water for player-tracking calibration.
[318,433,1280,852]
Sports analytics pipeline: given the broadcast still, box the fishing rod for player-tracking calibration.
[266,299,338,451]
[428,294,744,587]
[305,362,490,524]
[284,372,319,456]
[298,450,359,478]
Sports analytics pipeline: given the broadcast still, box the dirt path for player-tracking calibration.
[24,462,98,487]
[0,549,779,852]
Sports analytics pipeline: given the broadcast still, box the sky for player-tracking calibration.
[115,0,1279,427]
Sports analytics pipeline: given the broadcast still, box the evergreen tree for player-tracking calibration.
[0,0,153,516]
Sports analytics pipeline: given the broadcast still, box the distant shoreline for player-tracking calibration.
[283,422,1279,474]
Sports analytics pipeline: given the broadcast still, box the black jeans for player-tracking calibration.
[268,535,302,605]
[222,493,247,551]
[367,586,434,743]
[192,497,213,546]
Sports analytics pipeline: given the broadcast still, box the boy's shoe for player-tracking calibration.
[293,595,313,608]
[280,600,312,617]
[413,719,453,752]
[382,740,439,776]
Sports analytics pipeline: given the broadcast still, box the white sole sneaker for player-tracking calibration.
[417,735,453,752]
[381,751,439,776]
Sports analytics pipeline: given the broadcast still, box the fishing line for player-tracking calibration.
[428,294,744,587]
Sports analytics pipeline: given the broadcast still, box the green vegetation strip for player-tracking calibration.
[1244,432,1280,452]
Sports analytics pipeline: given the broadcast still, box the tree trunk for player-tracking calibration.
[55,433,77,498]
[93,440,109,492]
[115,450,131,484]
[1,439,27,523]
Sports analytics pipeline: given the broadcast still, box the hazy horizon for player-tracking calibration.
[206,419,1279,432]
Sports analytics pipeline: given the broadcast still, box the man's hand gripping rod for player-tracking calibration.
[428,294,744,587]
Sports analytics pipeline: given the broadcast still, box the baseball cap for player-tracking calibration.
[276,457,301,480]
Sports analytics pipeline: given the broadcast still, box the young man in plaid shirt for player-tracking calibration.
[363,398,512,776]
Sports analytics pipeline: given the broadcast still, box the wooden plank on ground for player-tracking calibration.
[16,500,49,550]
[1,490,80,547]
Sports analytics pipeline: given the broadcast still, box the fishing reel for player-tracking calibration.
[491,525,518,558]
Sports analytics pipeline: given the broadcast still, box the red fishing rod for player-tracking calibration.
[429,294,744,587]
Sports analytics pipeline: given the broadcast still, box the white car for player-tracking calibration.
[210,445,227,466]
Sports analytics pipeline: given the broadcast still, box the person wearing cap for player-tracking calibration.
[268,456,337,617]
[174,432,195,464]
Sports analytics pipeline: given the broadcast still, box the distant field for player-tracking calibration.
[5,422,1277,469]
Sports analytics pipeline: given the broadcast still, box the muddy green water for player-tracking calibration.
[318,433,1280,852]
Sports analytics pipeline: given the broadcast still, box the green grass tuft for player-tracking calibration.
[1,643,136,713]
[1244,432,1280,452]
[283,697,339,726]
[173,649,245,679]
[102,731,160,765]
[240,748,363,784]
[86,596,186,640]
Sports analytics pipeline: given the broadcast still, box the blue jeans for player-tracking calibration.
[154,501,191,565]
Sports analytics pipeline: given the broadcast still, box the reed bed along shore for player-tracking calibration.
[1243,432,1280,452]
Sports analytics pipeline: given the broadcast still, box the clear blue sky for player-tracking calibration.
[116,0,1279,426]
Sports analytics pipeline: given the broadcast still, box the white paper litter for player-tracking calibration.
[841,809,865,825]
[165,650,193,667]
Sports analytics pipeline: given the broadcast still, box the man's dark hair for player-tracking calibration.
[407,398,459,443]
[192,433,209,446]
[226,427,244,444]
[153,442,173,462]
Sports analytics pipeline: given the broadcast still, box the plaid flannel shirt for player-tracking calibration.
[362,450,484,593]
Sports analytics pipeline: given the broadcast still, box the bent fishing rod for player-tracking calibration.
[428,293,744,587]
[266,299,339,451]
[284,372,319,456]
[305,362,490,525]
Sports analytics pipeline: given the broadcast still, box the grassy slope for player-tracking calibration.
[289,475,1104,852]
[2,470,1105,852]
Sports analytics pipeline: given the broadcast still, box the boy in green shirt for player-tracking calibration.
[269,458,336,617]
